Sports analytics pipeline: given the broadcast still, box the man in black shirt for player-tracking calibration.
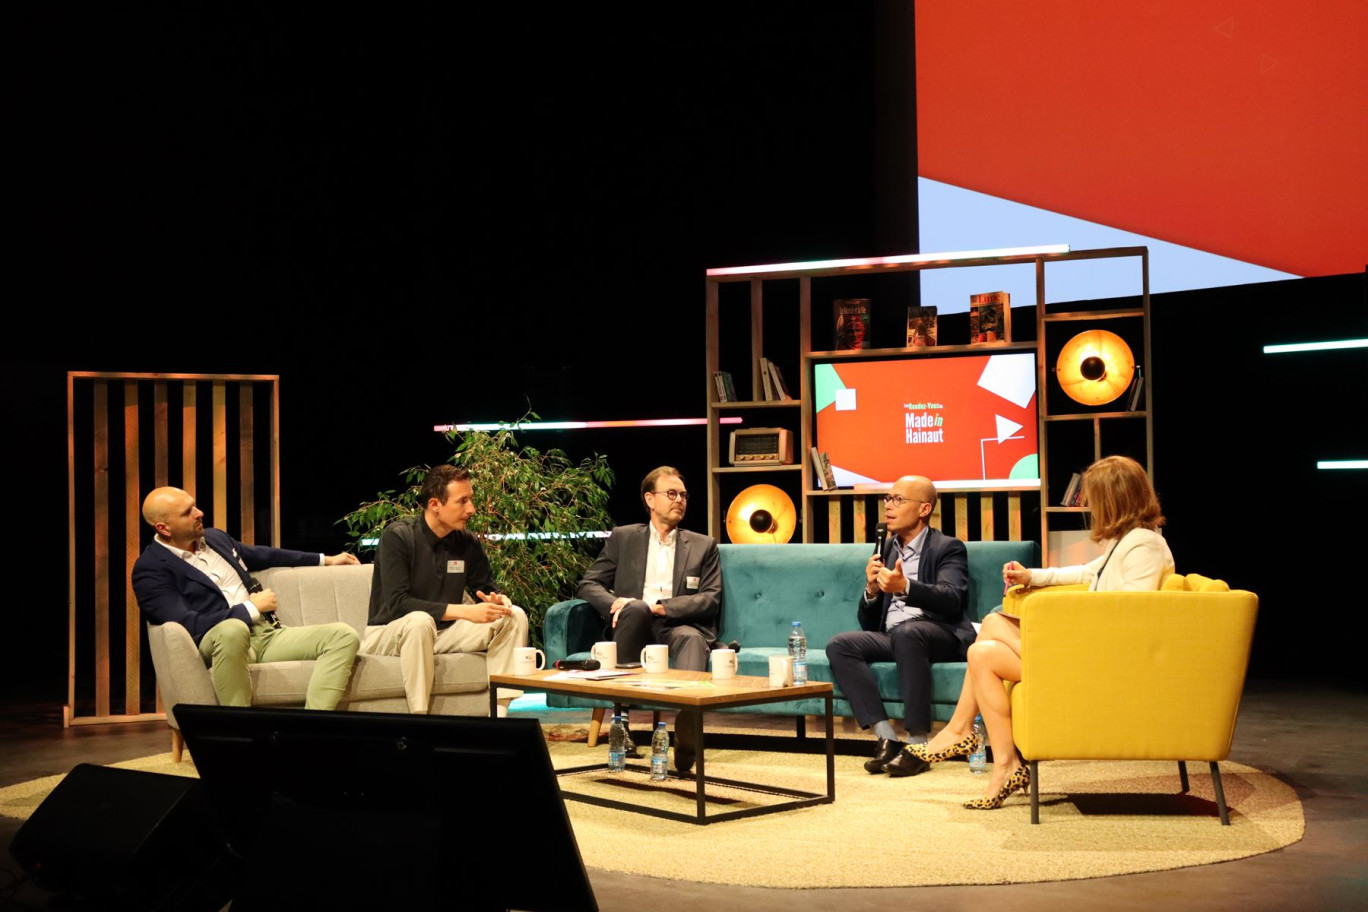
[363,465,528,714]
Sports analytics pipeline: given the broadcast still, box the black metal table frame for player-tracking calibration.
[491,687,835,825]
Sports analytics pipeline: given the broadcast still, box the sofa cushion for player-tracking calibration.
[258,563,373,632]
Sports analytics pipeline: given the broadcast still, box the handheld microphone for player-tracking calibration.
[554,658,602,671]
[874,522,888,557]
[246,576,279,628]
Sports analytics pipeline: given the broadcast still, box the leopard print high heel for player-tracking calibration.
[963,765,1030,810]
[905,733,979,764]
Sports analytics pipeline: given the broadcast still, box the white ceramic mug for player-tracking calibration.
[769,654,794,687]
[711,648,737,680]
[512,646,545,676]
[591,641,617,669]
[640,644,669,674]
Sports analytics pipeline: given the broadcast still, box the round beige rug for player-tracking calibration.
[544,743,1302,887]
[1,742,1302,888]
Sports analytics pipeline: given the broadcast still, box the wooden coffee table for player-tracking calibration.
[490,669,835,824]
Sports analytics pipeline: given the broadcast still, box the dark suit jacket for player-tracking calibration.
[856,526,973,649]
[577,523,722,642]
[131,528,320,644]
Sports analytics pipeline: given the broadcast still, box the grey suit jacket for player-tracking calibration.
[576,523,722,642]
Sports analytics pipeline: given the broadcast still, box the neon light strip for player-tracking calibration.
[433,417,743,432]
[361,531,611,546]
[706,244,1072,277]
[1317,460,1368,470]
[1263,338,1368,354]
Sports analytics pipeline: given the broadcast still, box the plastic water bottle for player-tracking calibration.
[969,714,988,774]
[789,621,808,685]
[608,713,627,773]
[650,722,669,781]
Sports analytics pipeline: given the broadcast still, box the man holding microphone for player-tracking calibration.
[826,474,972,777]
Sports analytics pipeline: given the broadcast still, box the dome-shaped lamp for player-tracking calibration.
[1056,329,1135,406]
[725,484,797,544]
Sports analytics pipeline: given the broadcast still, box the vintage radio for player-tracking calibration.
[728,427,794,466]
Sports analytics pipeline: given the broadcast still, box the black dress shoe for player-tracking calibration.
[863,738,904,773]
[674,710,698,774]
[883,746,932,778]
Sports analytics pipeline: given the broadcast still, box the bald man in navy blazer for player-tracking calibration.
[133,486,361,710]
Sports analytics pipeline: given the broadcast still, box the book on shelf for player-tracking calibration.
[1061,472,1082,507]
[818,450,836,489]
[758,357,776,401]
[968,291,1011,344]
[767,359,792,400]
[810,447,827,490]
[712,371,737,403]
[1126,366,1144,412]
[906,305,938,347]
[833,298,871,351]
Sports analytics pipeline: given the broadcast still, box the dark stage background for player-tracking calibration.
[5,5,1364,707]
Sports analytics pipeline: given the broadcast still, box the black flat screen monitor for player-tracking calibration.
[175,703,597,912]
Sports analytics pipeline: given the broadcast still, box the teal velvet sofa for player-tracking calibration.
[543,540,1037,723]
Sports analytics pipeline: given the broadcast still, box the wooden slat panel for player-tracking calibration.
[92,382,110,717]
[182,383,196,495]
[66,374,77,722]
[953,494,969,542]
[68,373,282,727]
[270,380,280,546]
[930,499,943,532]
[980,494,995,542]
[153,382,168,486]
[123,382,140,715]
[239,384,255,545]
[827,500,841,543]
[1008,493,1022,541]
[212,382,227,528]
[852,498,866,543]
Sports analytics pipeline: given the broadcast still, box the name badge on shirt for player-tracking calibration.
[686,576,700,590]
[447,560,465,574]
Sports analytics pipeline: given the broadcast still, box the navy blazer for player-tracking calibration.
[131,528,319,644]
[855,526,973,649]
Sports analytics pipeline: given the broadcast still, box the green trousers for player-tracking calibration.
[198,618,360,710]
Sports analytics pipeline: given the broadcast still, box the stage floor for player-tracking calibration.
[2,680,1364,911]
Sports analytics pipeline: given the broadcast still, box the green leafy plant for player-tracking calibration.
[340,417,615,648]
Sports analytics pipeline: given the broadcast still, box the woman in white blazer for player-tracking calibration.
[898,455,1174,809]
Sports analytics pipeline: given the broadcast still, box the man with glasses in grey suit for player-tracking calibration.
[577,466,721,772]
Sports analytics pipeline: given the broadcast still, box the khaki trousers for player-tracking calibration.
[198,618,360,710]
[360,607,528,713]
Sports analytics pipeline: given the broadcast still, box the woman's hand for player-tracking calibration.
[1002,560,1032,588]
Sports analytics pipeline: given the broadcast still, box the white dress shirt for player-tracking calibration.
[642,524,677,606]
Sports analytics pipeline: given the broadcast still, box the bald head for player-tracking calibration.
[884,475,937,539]
[142,487,204,548]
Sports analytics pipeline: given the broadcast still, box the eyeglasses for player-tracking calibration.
[883,495,925,508]
[651,489,689,502]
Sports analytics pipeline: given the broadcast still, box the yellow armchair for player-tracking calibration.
[1004,573,1258,824]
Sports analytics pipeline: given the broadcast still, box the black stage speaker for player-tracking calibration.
[175,703,599,912]
[10,763,239,911]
